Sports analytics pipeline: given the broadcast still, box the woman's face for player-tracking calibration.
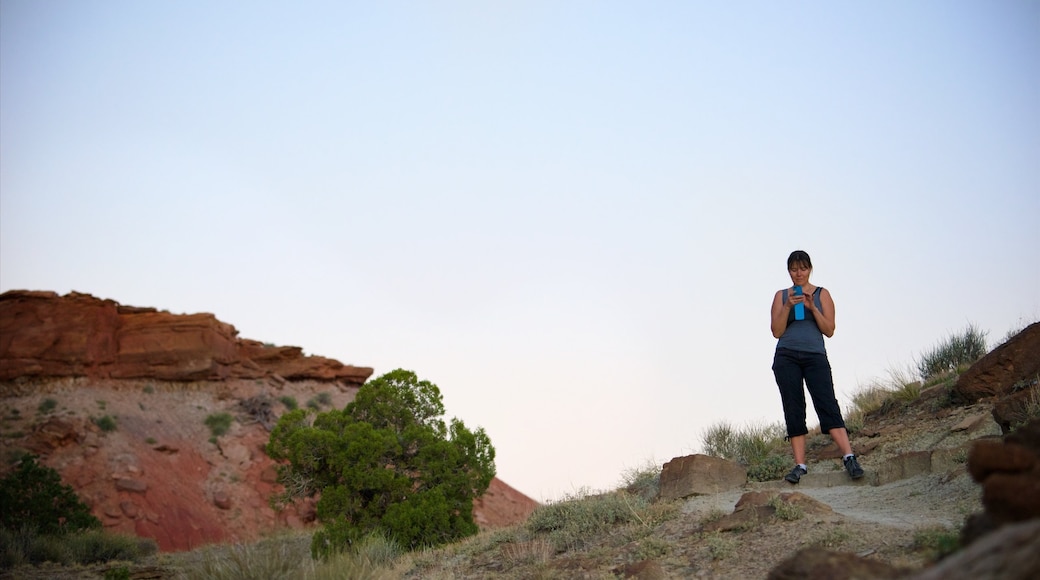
[788,263,811,287]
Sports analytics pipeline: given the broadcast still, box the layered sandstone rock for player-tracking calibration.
[963,417,1040,543]
[952,322,1039,428]
[658,454,747,501]
[0,290,539,552]
[0,290,372,385]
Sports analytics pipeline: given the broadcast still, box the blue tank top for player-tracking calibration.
[777,287,827,354]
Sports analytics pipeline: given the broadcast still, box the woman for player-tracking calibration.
[770,250,863,484]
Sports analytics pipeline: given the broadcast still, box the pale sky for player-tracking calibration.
[2,1,1038,502]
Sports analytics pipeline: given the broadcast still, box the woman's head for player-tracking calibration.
[787,250,812,271]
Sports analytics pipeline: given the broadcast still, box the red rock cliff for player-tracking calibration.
[0,290,539,551]
[0,290,372,385]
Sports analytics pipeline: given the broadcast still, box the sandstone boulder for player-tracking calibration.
[658,454,746,501]
[963,417,1040,545]
[952,322,1039,407]
[767,545,912,580]
[705,491,833,533]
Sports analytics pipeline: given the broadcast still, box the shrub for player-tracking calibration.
[917,323,988,381]
[526,489,639,552]
[700,422,737,459]
[37,399,58,414]
[0,454,101,535]
[619,460,660,501]
[746,453,789,482]
[700,420,787,481]
[267,369,496,555]
[768,495,804,521]
[307,392,334,410]
[205,413,234,438]
[93,415,117,433]
[179,534,310,579]
[279,396,299,411]
[66,530,156,564]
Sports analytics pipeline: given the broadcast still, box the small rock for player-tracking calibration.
[115,478,148,493]
[213,491,232,510]
[120,501,139,518]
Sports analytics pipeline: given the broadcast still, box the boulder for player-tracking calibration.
[767,546,912,580]
[963,417,1040,545]
[952,322,1040,406]
[705,491,834,533]
[658,454,746,501]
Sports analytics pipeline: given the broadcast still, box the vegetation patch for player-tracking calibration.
[916,323,987,381]
[279,396,299,410]
[912,525,960,561]
[700,420,788,481]
[205,412,234,437]
[37,398,58,415]
[93,415,117,433]
[268,369,495,556]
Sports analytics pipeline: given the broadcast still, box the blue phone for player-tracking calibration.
[793,285,805,321]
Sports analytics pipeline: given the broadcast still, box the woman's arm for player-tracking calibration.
[770,289,790,339]
[806,288,836,337]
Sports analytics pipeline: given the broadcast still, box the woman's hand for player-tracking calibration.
[793,289,811,312]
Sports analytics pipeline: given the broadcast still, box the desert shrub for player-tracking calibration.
[66,530,156,564]
[619,460,660,501]
[308,533,401,580]
[526,489,639,552]
[268,369,495,556]
[93,415,117,433]
[700,421,737,459]
[700,420,787,481]
[0,453,101,535]
[768,495,804,521]
[280,396,299,411]
[205,413,234,437]
[704,531,736,560]
[917,323,988,381]
[178,534,310,580]
[37,399,58,414]
[747,453,789,482]
[306,392,334,410]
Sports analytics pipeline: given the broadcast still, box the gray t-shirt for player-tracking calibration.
[777,287,827,354]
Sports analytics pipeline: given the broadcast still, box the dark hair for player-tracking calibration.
[787,250,812,270]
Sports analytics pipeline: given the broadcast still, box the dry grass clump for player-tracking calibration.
[168,532,400,580]
[700,420,789,482]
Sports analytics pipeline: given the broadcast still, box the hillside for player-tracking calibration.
[385,323,1039,579]
[0,290,538,553]
[1,292,1036,579]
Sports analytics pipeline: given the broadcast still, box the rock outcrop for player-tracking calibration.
[658,454,747,501]
[963,417,1040,544]
[0,290,539,552]
[0,290,372,385]
[952,322,1040,432]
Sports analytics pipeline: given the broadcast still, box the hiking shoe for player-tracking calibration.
[844,455,865,479]
[784,465,807,484]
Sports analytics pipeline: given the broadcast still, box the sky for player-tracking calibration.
[1,1,1038,503]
